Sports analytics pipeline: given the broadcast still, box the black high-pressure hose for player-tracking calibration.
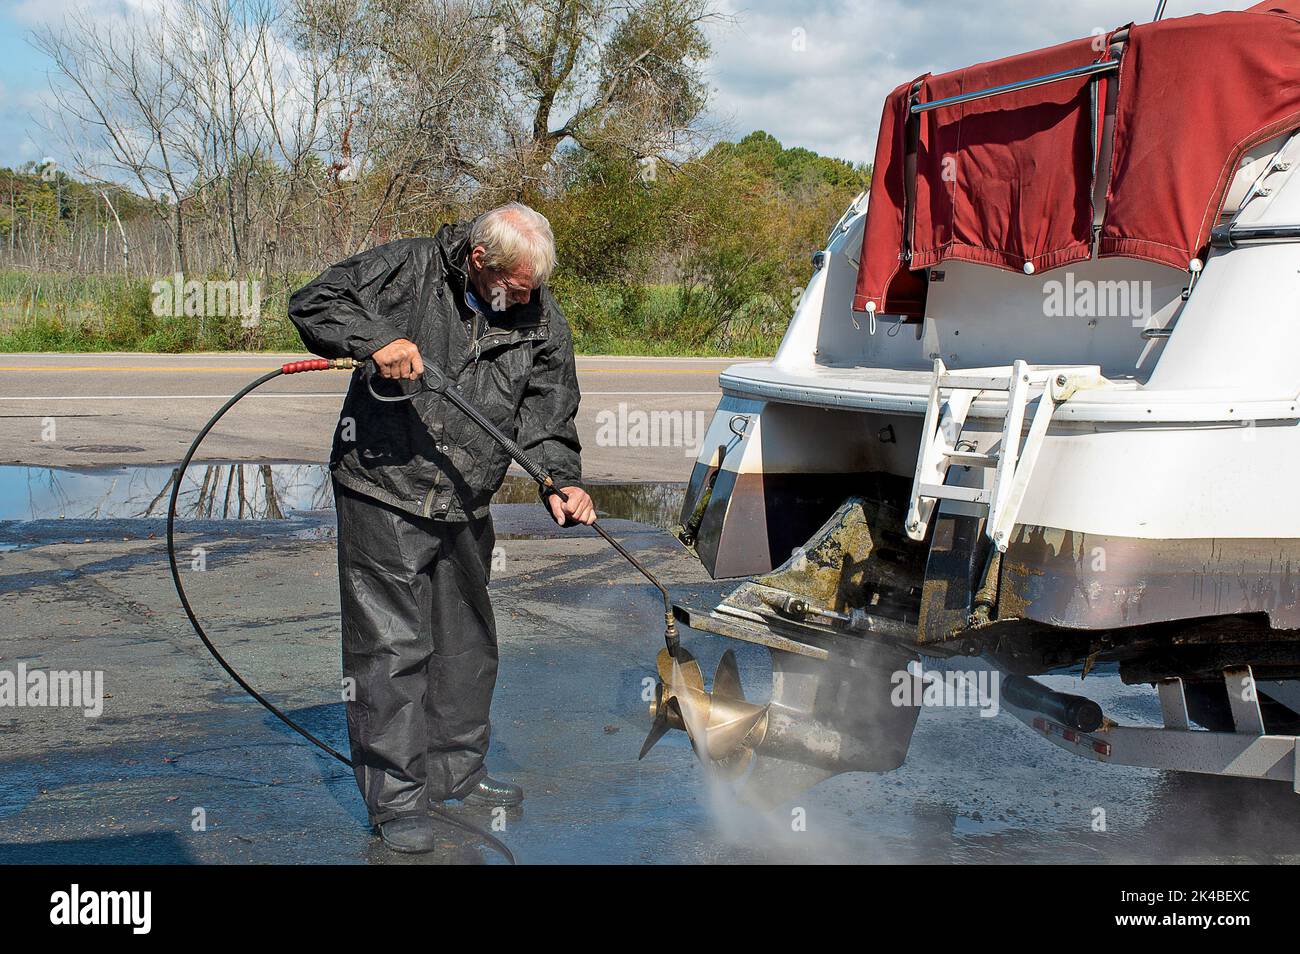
[167,355,682,864]
[166,357,516,864]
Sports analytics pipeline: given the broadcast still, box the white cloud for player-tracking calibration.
[0,75,58,167]
[703,0,1261,164]
[3,0,1268,172]
[9,0,173,29]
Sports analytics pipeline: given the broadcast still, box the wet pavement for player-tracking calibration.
[2,465,1299,864]
[0,463,686,526]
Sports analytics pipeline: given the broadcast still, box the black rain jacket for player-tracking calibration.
[288,218,582,520]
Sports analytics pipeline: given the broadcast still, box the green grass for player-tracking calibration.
[0,269,781,356]
[571,330,778,357]
[0,269,310,353]
[560,280,784,356]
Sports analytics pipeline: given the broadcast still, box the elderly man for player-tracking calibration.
[289,203,595,854]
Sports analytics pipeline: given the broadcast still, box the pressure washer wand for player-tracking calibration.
[167,354,682,864]
[368,359,681,658]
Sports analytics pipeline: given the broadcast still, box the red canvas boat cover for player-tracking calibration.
[1099,2,1300,269]
[853,37,1111,315]
[853,80,929,316]
[853,0,1300,314]
[912,37,1106,274]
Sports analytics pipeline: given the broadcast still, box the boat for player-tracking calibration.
[643,0,1300,804]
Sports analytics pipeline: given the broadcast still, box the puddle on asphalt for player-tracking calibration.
[0,464,686,531]
[952,813,1020,837]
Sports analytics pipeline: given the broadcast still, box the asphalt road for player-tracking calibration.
[0,352,735,482]
[3,352,1298,865]
[3,505,1298,865]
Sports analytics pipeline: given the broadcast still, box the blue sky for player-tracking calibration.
[0,0,1260,179]
[0,1,53,169]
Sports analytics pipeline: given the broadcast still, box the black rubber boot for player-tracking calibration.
[461,776,524,807]
[377,815,440,854]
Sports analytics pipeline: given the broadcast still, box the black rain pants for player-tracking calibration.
[334,480,498,824]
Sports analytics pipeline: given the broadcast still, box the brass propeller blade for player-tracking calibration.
[658,646,702,694]
[712,649,744,702]
[643,647,768,772]
[701,698,767,759]
[666,695,703,757]
[638,712,671,760]
[714,746,757,780]
[712,695,769,778]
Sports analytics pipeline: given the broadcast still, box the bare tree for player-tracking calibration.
[299,0,502,251]
[34,7,197,270]
[25,0,725,279]
[492,0,722,185]
[35,0,339,274]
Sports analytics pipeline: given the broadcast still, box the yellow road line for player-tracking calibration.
[0,364,722,374]
[0,365,277,373]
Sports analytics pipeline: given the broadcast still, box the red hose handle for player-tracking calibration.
[280,357,358,374]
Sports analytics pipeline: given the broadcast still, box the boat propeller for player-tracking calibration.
[637,498,929,805]
[638,647,769,778]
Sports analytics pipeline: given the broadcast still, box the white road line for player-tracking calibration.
[0,355,734,363]
[0,392,345,400]
[0,390,720,402]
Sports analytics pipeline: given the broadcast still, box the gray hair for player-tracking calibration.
[469,202,557,286]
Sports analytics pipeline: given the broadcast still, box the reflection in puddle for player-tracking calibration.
[0,465,686,530]
[492,477,685,528]
[0,463,329,522]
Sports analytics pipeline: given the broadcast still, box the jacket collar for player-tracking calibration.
[436,218,474,292]
[436,216,545,324]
